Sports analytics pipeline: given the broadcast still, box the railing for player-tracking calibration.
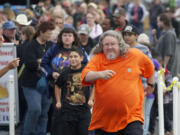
[158,70,180,135]
[8,75,15,135]
[8,71,180,135]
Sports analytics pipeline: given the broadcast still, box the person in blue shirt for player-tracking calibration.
[40,24,88,134]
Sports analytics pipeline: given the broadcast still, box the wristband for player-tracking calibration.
[147,83,155,88]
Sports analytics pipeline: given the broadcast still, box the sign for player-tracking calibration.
[0,43,19,125]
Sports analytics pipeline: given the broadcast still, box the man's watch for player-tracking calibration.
[147,83,155,88]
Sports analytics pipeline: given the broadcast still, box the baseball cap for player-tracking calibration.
[113,8,126,18]
[2,21,17,30]
[63,24,75,31]
[78,24,90,35]
[123,25,139,35]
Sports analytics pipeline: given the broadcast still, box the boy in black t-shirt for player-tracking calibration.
[53,47,91,135]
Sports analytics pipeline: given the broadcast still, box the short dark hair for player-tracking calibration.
[113,7,126,18]
[22,26,35,41]
[57,27,80,48]
[159,13,172,28]
[70,47,83,57]
[34,21,55,38]
[104,16,113,27]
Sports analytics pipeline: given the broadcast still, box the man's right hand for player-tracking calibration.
[7,58,20,69]
[152,29,157,37]
[84,70,116,83]
[99,70,116,80]
[56,102,61,109]
[52,72,60,80]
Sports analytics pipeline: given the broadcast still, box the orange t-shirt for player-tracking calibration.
[81,48,154,132]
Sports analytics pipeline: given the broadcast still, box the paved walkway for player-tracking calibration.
[0,122,159,135]
[0,125,21,135]
[0,125,51,135]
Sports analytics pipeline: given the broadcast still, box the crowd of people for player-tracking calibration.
[0,0,180,135]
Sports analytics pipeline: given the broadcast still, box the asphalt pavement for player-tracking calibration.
[0,122,159,135]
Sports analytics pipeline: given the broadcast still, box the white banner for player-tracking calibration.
[0,43,19,125]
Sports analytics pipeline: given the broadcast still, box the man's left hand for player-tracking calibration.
[144,85,154,96]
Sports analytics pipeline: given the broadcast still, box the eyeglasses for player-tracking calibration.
[86,16,94,19]
[19,32,24,35]
[55,22,63,25]
[103,43,119,47]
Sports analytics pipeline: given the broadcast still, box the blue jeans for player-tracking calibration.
[23,87,51,135]
[144,97,154,135]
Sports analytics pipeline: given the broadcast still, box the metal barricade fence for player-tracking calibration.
[157,70,180,135]
[8,75,15,135]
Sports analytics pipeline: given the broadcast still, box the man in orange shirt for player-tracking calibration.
[81,30,155,135]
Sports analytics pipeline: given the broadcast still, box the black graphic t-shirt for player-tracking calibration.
[55,66,90,112]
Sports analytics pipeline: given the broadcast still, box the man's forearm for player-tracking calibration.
[164,56,170,69]
[0,58,19,78]
[145,74,155,95]
[84,71,101,83]
[147,74,155,85]
[0,66,10,78]
[55,85,61,103]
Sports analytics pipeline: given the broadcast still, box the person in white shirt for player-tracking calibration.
[86,12,103,39]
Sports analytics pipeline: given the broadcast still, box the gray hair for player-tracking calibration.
[93,30,129,57]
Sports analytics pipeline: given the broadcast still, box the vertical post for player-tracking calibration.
[26,0,30,8]
[157,71,164,135]
[178,81,180,135]
[173,77,179,135]
[9,75,15,135]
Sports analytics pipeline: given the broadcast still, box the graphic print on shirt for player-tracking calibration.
[66,73,86,104]
[51,52,69,72]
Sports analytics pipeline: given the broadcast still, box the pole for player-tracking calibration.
[173,77,179,135]
[9,75,15,135]
[157,71,164,135]
[26,0,30,8]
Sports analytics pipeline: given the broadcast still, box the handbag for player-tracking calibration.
[36,76,48,94]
